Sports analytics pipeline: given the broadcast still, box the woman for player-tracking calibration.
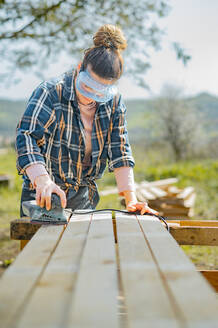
[15,24,157,216]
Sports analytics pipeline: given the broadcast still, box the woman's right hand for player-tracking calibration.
[34,175,67,211]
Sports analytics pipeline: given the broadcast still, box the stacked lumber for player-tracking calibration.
[100,178,196,219]
[0,174,12,188]
[135,179,196,219]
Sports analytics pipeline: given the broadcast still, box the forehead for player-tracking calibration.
[87,64,116,86]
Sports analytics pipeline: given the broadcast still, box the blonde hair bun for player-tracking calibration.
[93,24,127,51]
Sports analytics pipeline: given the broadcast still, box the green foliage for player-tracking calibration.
[1,258,15,268]
[0,0,190,86]
[172,42,191,66]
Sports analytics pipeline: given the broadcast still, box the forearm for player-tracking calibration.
[25,163,50,188]
[114,166,157,215]
[114,166,137,205]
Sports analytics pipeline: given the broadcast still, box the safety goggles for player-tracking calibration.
[76,69,118,103]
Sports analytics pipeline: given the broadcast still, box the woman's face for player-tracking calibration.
[75,64,116,105]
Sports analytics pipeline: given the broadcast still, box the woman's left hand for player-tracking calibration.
[126,201,159,215]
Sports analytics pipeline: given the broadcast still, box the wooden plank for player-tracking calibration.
[149,198,196,210]
[142,178,179,189]
[167,220,218,227]
[169,226,218,246]
[13,219,218,245]
[0,174,11,187]
[199,271,218,292]
[20,240,29,250]
[149,199,184,207]
[164,215,191,220]
[66,212,119,328]
[149,192,196,209]
[139,183,167,198]
[147,186,167,198]
[16,214,91,328]
[138,215,218,328]
[177,187,194,200]
[115,213,181,328]
[10,211,102,241]
[0,224,66,328]
[168,186,182,196]
[11,218,41,240]
[183,193,196,208]
[149,198,187,207]
[136,188,156,200]
[152,207,191,215]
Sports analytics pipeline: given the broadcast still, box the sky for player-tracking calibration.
[0,0,218,100]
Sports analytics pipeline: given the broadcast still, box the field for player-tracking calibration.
[0,148,217,276]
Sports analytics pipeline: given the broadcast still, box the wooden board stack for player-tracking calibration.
[100,178,196,220]
[135,178,196,219]
[0,174,12,188]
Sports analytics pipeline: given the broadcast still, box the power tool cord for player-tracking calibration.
[68,208,170,231]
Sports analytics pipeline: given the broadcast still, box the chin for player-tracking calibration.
[84,96,93,103]
[77,90,93,104]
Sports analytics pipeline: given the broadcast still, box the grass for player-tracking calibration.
[0,147,218,275]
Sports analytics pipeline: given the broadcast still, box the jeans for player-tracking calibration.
[20,185,100,218]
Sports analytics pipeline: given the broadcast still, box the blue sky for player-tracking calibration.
[1,0,218,100]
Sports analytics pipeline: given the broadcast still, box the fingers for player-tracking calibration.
[126,201,137,212]
[36,183,67,210]
[141,205,159,215]
[37,189,51,210]
[126,201,159,216]
[45,193,51,211]
[54,189,67,209]
[40,190,47,208]
[36,189,41,207]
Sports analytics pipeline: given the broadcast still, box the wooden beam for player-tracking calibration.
[177,187,195,200]
[137,214,218,326]
[11,219,41,240]
[115,213,180,327]
[11,219,218,247]
[11,218,41,251]
[20,240,29,251]
[143,178,179,189]
[0,174,11,187]
[16,215,91,327]
[169,226,218,246]
[66,213,119,328]
[167,220,218,227]
[199,271,218,292]
[0,224,66,328]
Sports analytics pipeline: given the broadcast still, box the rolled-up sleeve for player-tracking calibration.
[108,96,135,172]
[15,84,55,175]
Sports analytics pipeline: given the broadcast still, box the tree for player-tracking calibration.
[0,0,190,85]
[153,84,205,161]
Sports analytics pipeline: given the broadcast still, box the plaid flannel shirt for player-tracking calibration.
[15,69,135,193]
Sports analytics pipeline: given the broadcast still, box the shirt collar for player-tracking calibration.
[62,69,77,102]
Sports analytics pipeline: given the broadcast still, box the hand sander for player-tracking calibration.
[22,193,68,225]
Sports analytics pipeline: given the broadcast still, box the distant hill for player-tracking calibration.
[0,92,217,144]
[125,92,218,143]
[0,98,27,138]
[187,92,218,133]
